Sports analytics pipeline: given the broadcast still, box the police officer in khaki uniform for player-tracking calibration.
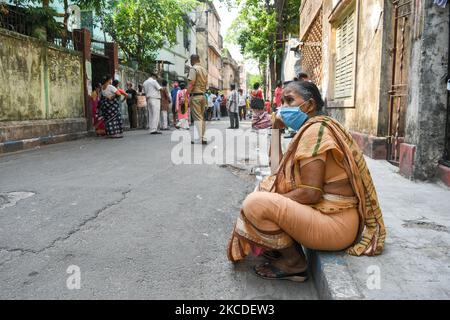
[186,54,208,145]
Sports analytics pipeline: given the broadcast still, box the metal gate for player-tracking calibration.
[443,70,450,166]
[387,0,413,165]
[444,92,450,166]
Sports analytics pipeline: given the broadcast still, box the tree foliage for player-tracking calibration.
[7,0,106,42]
[224,0,301,90]
[102,0,198,71]
[8,0,198,71]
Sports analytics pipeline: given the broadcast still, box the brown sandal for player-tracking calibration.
[254,263,308,283]
[262,250,282,261]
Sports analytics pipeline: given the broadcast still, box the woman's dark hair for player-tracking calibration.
[180,82,186,90]
[102,75,112,85]
[112,79,120,87]
[93,83,101,91]
[298,72,309,80]
[286,81,325,114]
[253,83,260,90]
[162,79,168,86]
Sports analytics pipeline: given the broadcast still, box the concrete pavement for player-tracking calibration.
[272,132,450,300]
[308,158,450,300]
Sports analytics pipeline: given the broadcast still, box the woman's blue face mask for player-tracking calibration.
[278,101,310,131]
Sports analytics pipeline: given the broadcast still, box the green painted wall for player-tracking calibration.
[0,29,84,122]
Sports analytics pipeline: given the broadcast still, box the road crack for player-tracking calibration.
[0,189,132,267]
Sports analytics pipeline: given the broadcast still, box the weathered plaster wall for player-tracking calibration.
[0,29,84,122]
[322,0,386,136]
[47,48,84,119]
[0,30,45,121]
[405,0,449,180]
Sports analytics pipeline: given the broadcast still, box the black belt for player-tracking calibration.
[190,93,204,97]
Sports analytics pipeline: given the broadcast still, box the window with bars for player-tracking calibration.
[334,9,356,101]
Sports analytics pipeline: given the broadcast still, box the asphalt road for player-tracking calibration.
[0,120,318,299]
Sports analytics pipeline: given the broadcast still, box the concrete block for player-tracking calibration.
[0,119,88,155]
[437,164,450,187]
[371,137,388,160]
[307,249,363,300]
[22,138,41,150]
[351,131,387,160]
[2,140,24,153]
[399,143,416,179]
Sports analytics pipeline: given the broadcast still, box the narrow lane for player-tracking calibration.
[0,120,318,299]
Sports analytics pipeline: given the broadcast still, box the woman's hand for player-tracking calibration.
[272,113,286,130]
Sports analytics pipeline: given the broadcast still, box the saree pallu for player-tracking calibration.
[227,116,386,262]
[100,97,123,136]
[92,97,105,135]
[227,192,360,263]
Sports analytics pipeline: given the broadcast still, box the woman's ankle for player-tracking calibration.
[279,246,307,267]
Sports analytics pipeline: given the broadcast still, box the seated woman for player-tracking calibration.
[250,83,271,130]
[227,81,386,282]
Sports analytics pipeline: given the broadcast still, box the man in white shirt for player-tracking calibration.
[207,91,216,121]
[238,89,247,121]
[143,72,163,135]
[227,85,239,129]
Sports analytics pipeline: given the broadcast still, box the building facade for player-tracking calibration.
[281,35,302,83]
[195,0,223,91]
[297,0,450,185]
[239,64,247,93]
[222,50,240,96]
[156,12,197,82]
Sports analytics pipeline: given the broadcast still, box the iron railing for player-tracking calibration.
[0,5,32,36]
[443,102,450,166]
[441,6,450,168]
[0,4,82,51]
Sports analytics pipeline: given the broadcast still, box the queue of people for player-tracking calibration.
[88,61,307,141]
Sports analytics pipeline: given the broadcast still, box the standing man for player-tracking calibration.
[186,54,208,145]
[170,81,180,127]
[126,82,138,129]
[238,89,247,121]
[143,72,163,135]
[207,90,217,121]
[227,84,239,129]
